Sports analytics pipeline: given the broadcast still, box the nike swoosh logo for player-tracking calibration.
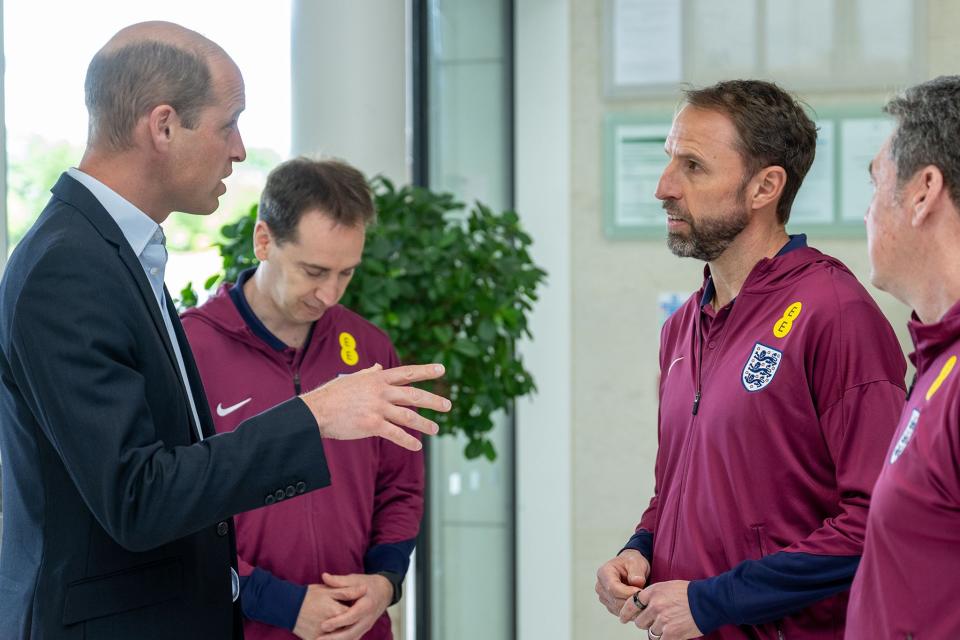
[667,356,685,375]
[216,397,252,417]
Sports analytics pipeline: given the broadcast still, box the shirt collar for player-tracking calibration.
[67,167,160,257]
[775,233,808,257]
[699,234,808,309]
[229,268,292,352]
[907,298,960,376]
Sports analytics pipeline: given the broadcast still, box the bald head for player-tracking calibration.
[85,21,231,150]
[102,21,222,55]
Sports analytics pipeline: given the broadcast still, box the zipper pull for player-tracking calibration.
[293,372,302,395]
[692,391,701,415]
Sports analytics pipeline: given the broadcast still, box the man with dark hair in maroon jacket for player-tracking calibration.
[595,80,906,639]
[845,76,960,639]
[182,157,421,640]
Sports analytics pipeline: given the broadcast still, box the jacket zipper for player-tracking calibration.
[667,305,707,573]
[693,306,703,415]
[293,371,301,395]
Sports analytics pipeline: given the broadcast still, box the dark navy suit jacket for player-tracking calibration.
[0,173,330,638]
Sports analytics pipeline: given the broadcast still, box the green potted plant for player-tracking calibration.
[180,177,546,460]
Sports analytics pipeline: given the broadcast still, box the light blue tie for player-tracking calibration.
[141,227,167,309]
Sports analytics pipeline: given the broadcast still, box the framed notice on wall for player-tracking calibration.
[606,0,682,95]
[786,106,895,236]
[603,114,672,238]
[604,0,926,98]
[602,107,895,239]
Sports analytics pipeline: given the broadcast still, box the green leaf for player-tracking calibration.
[477,319,496,342]
[452,338,481,358]
[482,440,497,461]
[464,439,484,459]
[432,325,454,343]
[177,282,198,310]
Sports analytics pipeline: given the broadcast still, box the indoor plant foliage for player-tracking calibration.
[180,177,547,460]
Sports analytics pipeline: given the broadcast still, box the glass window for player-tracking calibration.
[421,1,515,638]
[3,0,292,297]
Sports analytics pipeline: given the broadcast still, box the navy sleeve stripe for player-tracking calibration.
[620,530,654,564]
[364,539,417,577]
[239,567,308,631]
[688,551,860,635]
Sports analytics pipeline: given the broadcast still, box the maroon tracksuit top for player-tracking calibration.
[638,244,905,638]
[847,300,960,639]
[182,282,423,640]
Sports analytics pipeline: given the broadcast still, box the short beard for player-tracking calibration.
[664,198,749,262]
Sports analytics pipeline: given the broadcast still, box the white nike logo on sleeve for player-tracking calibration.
[216,397,252,417]
[667,356,685,375]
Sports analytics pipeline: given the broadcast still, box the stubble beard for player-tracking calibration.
[664,198,750,262]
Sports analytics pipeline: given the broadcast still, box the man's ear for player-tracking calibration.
[146,104,177,151]
[747,165,787,213]
[252,220,273,262]
[908,165,945,227]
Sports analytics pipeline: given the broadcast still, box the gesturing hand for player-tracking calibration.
[315,572,394,640]
[300,363,451,451]
[292,583,367,640]
[595,549,651,617]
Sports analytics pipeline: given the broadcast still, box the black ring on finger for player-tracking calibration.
[632,590,647,610]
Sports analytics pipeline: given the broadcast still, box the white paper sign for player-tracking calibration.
[840,118,896,222]
[614,124,671,227]
[790,121,835,224]
[612,0,682,87]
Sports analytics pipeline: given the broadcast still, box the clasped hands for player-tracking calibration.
[595,549,703,640]
[293,572,394,640]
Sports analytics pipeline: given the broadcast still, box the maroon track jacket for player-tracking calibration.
[636,243,905,638]
[847,300,960,639]
[182,281,423,640]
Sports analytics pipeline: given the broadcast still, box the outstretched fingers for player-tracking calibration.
[376,421,425,451]
[384,383,451,414]
[384,404,438,437]
[383,363,447,386]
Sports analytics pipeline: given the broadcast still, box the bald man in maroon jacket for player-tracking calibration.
[846,76,960,639]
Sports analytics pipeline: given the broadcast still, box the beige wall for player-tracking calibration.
[569,2,958,637]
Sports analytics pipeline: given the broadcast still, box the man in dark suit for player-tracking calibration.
[0,22,449,639]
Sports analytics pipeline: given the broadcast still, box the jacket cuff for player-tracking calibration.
[687,551,861,634]
[365,540,416,605]
[239,567,308,631]
[377,571,404,605]
[619,530,654,565]
[688,575,735,635]
[364,539,416,576]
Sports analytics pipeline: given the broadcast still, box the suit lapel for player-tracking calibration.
[116,244,182,371]
[165,288,217,439]
[51,173,203,443]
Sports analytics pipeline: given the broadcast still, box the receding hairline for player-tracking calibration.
[98,21,226,62]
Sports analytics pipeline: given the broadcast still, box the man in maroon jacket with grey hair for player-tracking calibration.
[595,80,906,639]
[846,76,960,639]
[183,157,421,640]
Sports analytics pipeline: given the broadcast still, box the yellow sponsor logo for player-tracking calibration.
[339,332,359,366]
[772,302,803,338]
[925,354,957,401]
